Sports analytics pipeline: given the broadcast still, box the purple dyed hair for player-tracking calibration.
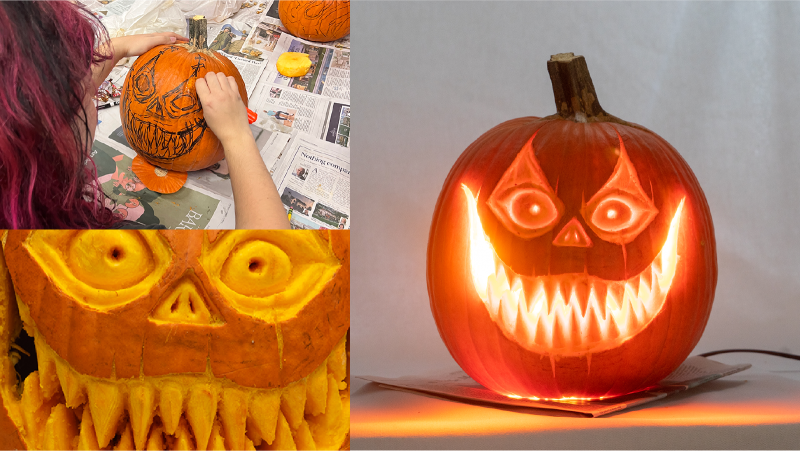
[0,1,120,228]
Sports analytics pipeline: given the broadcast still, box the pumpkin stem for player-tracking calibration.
[547,53,606,122]
[188,15,208,50]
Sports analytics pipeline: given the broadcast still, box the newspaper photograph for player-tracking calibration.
[249,82,335,138]
[271,132,350,230]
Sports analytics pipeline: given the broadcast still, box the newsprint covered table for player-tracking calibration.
[351,353,800,449]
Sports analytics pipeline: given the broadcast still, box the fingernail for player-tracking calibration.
[170,37,176,43]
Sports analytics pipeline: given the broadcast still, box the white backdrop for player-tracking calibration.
[352,1,800,377]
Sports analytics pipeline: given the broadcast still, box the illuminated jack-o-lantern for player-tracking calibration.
[0,230,349,450]
[120,16,247,176]
[427,53,716,400]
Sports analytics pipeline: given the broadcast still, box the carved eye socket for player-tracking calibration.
[498,187,560,232]
[67,231,155,290]
[23,230,172,310]
[487,132,564,239]
[220,240,293,297]
[582,131,658,244]
[203,231,342,322]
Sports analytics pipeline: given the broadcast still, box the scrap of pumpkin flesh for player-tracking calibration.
[0,312,349,450]
[276,52,313,78]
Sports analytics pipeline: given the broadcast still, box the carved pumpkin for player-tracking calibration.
[120,16,248,174]
[0,230,350,449]
[427,53,716,400]
[278,1,350,43]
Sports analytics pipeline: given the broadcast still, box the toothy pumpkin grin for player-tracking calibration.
[125,113,207,162]
[465,186,683,355]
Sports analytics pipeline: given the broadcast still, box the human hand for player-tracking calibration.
[195,72,250,148]
[112,32,188,59]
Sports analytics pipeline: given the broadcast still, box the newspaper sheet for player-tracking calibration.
[269,132,351,230]
[358,356,752,417]
[205,12,272,97]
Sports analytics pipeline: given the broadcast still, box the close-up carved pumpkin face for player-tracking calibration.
[121,16,247,174]
[427,54,717,400]
[0,230,349,450]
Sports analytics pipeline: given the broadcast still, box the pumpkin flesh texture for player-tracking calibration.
[428,118,716,399]
[0,230,350,449]
[120,45,248,173]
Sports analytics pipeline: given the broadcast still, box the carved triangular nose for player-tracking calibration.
[553,217,593,247]
[150,275,221,326]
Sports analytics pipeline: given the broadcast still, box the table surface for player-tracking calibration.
[351,354,800,449]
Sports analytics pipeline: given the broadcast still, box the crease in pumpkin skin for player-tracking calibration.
[464,184,685,398]
[0,301,350,450]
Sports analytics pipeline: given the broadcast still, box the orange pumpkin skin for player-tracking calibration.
[427,57,716,400]
[279,0,350,43]
[120,44,247,172]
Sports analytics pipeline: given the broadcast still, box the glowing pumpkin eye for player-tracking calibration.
[67,231,155,290]
[591,196,637,232]
[506,188,560,231]
[487,132,564,238]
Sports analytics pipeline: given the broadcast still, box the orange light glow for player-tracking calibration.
[464,184,685,356]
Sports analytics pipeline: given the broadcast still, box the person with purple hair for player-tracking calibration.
[0,2,290,229]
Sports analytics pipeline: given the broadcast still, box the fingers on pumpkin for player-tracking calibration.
[12,331,349,450]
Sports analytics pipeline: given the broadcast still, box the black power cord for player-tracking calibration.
[700,349,800,361]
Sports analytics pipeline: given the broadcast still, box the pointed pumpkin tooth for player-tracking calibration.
[263,411,296,451]
[246,389,281,447]
[77,404,100,450]
[513,299,536,349]
[220,388,248,451]
[34,334,60,399]
[42,403,79,451]
[606,282,624,311]
[186,384,218,451]
[293,419,317,450]
[87,381,125,448]
[307,374,347,450]
[21,372,53,449]
[590,281,607,321]
[173,417,195,450]
[305,363,328,416]
[129,383,156,451]
[244,437,256,451]
[280,379,307,431]
[326,335,348,383]
[55,358,87,408]
[542,277,558,316]
[572,277,590,317]
[158,382,184,436]
[585,310,604,345]
[145,424,165,451]
[208,420,226,450]
[550,314,566,349]
[533,312,550,347]
[114,421,135,450]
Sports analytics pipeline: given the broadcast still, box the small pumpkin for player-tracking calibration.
[0,230,350,449]
[279,1,350,43]
[120,16,248,173]
[427,53,717,400]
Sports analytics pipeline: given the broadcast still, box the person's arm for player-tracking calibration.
[91,33,188,90]
[195,72,291,229]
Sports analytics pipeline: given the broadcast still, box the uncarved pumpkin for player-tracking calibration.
[0,230,350,449]
[279,0,350,43]
[120,16,248,173]
[427,53,717,400]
